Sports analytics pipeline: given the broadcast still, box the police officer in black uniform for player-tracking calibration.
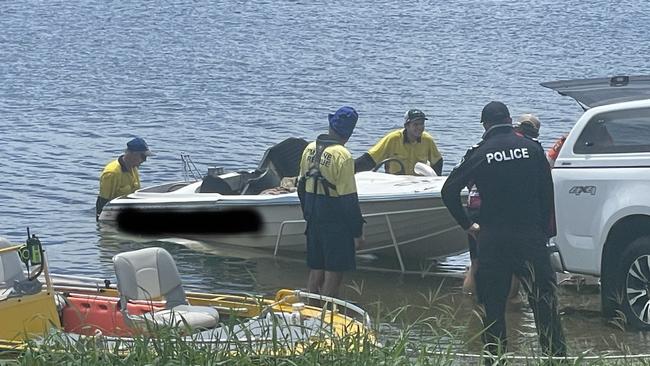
[441,101,566,361]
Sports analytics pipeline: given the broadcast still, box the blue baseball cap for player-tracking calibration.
[126,137,154,156]
[328,106,358,139]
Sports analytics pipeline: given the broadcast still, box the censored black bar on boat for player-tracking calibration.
[116,208,262,235]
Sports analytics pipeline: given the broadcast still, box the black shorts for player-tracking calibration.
[305,222,356,272]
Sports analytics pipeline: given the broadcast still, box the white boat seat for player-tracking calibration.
[0,237,26,289]
[141,305,219,329]
[113,247,219,330]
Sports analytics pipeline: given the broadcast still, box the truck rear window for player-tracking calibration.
[574,107,650,154]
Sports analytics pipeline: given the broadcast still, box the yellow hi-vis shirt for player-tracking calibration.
[299,141,357,197]
[98,158,141,201]
[368,129,442,175]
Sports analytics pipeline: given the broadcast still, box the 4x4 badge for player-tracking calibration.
[569,186,597,196]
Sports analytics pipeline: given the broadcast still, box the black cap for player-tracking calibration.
[404,109,427,123]
[481,101,510,125]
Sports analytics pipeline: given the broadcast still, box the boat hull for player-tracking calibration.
[175,195,467,261]
[100,172,468,263]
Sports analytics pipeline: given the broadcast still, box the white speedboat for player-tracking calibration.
[99,138,468,271]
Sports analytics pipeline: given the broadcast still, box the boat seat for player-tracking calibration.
[258,137,309,178]
[113,247,219,330]
[199,175,235,194]
[140,304,219,329]
[0,237,26,290]
[240,168,281,195]
[240,137,309,195]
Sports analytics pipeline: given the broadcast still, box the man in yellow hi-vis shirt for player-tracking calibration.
[96,137,153,220]
[354,109,443,175]
[298,106,365,297]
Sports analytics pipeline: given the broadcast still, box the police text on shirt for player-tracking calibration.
[486,148,529,164]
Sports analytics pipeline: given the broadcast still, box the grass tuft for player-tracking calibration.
[14,287,650,366]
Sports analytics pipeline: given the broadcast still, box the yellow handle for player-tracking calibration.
[0,244,24,255]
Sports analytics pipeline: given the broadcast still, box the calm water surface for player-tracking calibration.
[2,0,650,357]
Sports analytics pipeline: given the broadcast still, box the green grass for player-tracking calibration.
[14,285,650,366]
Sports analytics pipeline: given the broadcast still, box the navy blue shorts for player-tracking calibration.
[305,222,356,272]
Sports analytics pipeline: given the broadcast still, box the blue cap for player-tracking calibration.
[328,106,358,139]
[126,137,154,156]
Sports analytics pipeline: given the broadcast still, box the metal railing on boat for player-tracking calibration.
[273,206,459,273]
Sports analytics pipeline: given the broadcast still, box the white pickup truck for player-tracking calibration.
[544,75,650,330]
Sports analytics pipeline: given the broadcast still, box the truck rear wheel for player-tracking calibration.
[616,235,650,330]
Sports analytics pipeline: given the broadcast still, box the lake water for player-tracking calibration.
[2,0,649,358]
